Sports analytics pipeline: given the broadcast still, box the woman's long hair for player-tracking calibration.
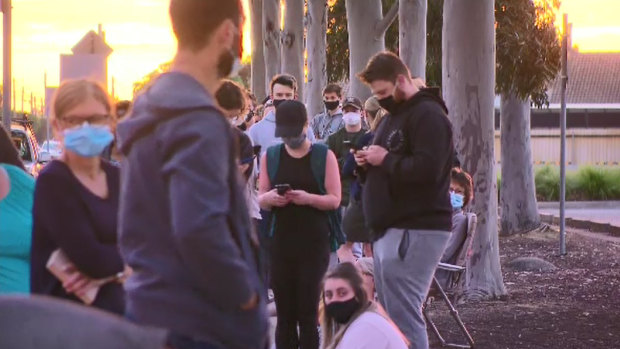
[320,262,410,349]
[320,262,371,349]
[0,125,26,171]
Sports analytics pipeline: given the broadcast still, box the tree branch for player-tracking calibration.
[375,1,399,39]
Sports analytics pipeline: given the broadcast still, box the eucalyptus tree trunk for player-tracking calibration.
[281,0,305,100]
[500,93,541,235]
[399,0,427,80]
[346,0,398,101]
[251,0,267,101]
[306,0,328,117]
[263,0,281,90]
[443,0,506,300]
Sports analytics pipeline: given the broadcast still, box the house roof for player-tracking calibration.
[71,30,113,56]
[548,50,620,104]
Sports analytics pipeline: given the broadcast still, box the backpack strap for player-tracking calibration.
[309,143,345,252]
[266,144,283,184]
[310,143,329,195]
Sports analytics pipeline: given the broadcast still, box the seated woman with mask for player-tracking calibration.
[320,263,407,349]
[441,167,474,265]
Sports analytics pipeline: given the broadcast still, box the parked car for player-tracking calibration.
[11,118,47,177]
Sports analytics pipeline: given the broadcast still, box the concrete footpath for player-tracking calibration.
[538,201,620,236]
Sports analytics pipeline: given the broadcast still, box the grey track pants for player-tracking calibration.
[373,228,450,349]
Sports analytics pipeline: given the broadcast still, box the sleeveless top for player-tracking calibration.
[272,147,330,257]
[0,164,35,294]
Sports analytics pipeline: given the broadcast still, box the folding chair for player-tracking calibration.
[423,213,477,348]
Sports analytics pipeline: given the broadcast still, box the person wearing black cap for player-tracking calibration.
[258,100,341,349]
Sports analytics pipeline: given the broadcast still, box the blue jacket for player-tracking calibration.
[116,72,268,348]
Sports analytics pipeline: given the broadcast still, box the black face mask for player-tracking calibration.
[273,99,286,108]
[324,100,340,111]
[325,297,361,324]
[378,95,399,115]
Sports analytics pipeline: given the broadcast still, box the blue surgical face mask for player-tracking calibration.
[63,123,114,158]
[450,192,464,210]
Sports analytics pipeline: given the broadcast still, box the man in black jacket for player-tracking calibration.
[355,51,455,349]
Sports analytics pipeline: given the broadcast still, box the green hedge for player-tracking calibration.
[534,166,620,201]
[496,166,620,201]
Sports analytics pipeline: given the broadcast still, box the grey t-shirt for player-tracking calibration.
[0,296,167,349]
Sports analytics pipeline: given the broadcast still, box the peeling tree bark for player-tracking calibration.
[346,0,398,101]
[251,0,267,102]
[443,0,506,300]
[263,0,281,91]
[399,0,427,80]
[500,93,541,235]
[281,0,305,100]
[306,0,328,117]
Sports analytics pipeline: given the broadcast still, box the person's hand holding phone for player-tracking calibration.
[268,185,291,207]
[286,190,312,206]
[354,146,369,167]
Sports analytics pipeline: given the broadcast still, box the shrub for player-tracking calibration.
[532,166,620,201]
[535,166,560,201]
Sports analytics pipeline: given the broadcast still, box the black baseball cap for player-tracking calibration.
[275,100,308,138]
[343,96,363,111]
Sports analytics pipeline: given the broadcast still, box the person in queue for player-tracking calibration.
[258,100,341,349]
[30,80,128,314]
[0,125,35,295]
[355,52,455,348]
[116,0,268,348]
[320,262,408,349]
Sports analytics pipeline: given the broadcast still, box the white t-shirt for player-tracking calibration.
[336,312,408,349]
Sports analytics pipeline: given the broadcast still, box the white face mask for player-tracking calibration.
[342,112,362,126]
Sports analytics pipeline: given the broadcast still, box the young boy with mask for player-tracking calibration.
[248,74,315,158]
[311,84,345,142]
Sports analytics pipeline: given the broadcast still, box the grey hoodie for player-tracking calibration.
[116,72,268,349]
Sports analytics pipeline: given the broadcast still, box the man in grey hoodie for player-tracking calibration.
[116,1,268,349]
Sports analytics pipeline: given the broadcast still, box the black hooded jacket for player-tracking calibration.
[362,89,455,234]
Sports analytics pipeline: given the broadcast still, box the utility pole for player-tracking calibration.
[1,0,11,130]
[44,72,50,148]
[559,13,569,256]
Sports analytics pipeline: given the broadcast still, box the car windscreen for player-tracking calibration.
[11,131,33,162]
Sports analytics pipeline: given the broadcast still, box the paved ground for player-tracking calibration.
[538,201,620,227]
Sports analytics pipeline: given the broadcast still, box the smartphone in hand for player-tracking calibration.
[274,184,292,196]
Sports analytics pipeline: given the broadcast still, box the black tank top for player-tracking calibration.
[272,146,330,255]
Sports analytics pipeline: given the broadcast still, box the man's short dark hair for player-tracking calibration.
[358,51,410,85]
[169,0,243,52]
[215,80,246,111]
[322,84,342,97]
[270,74,297,94]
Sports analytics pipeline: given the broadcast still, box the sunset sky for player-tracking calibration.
[2,0,619,109]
